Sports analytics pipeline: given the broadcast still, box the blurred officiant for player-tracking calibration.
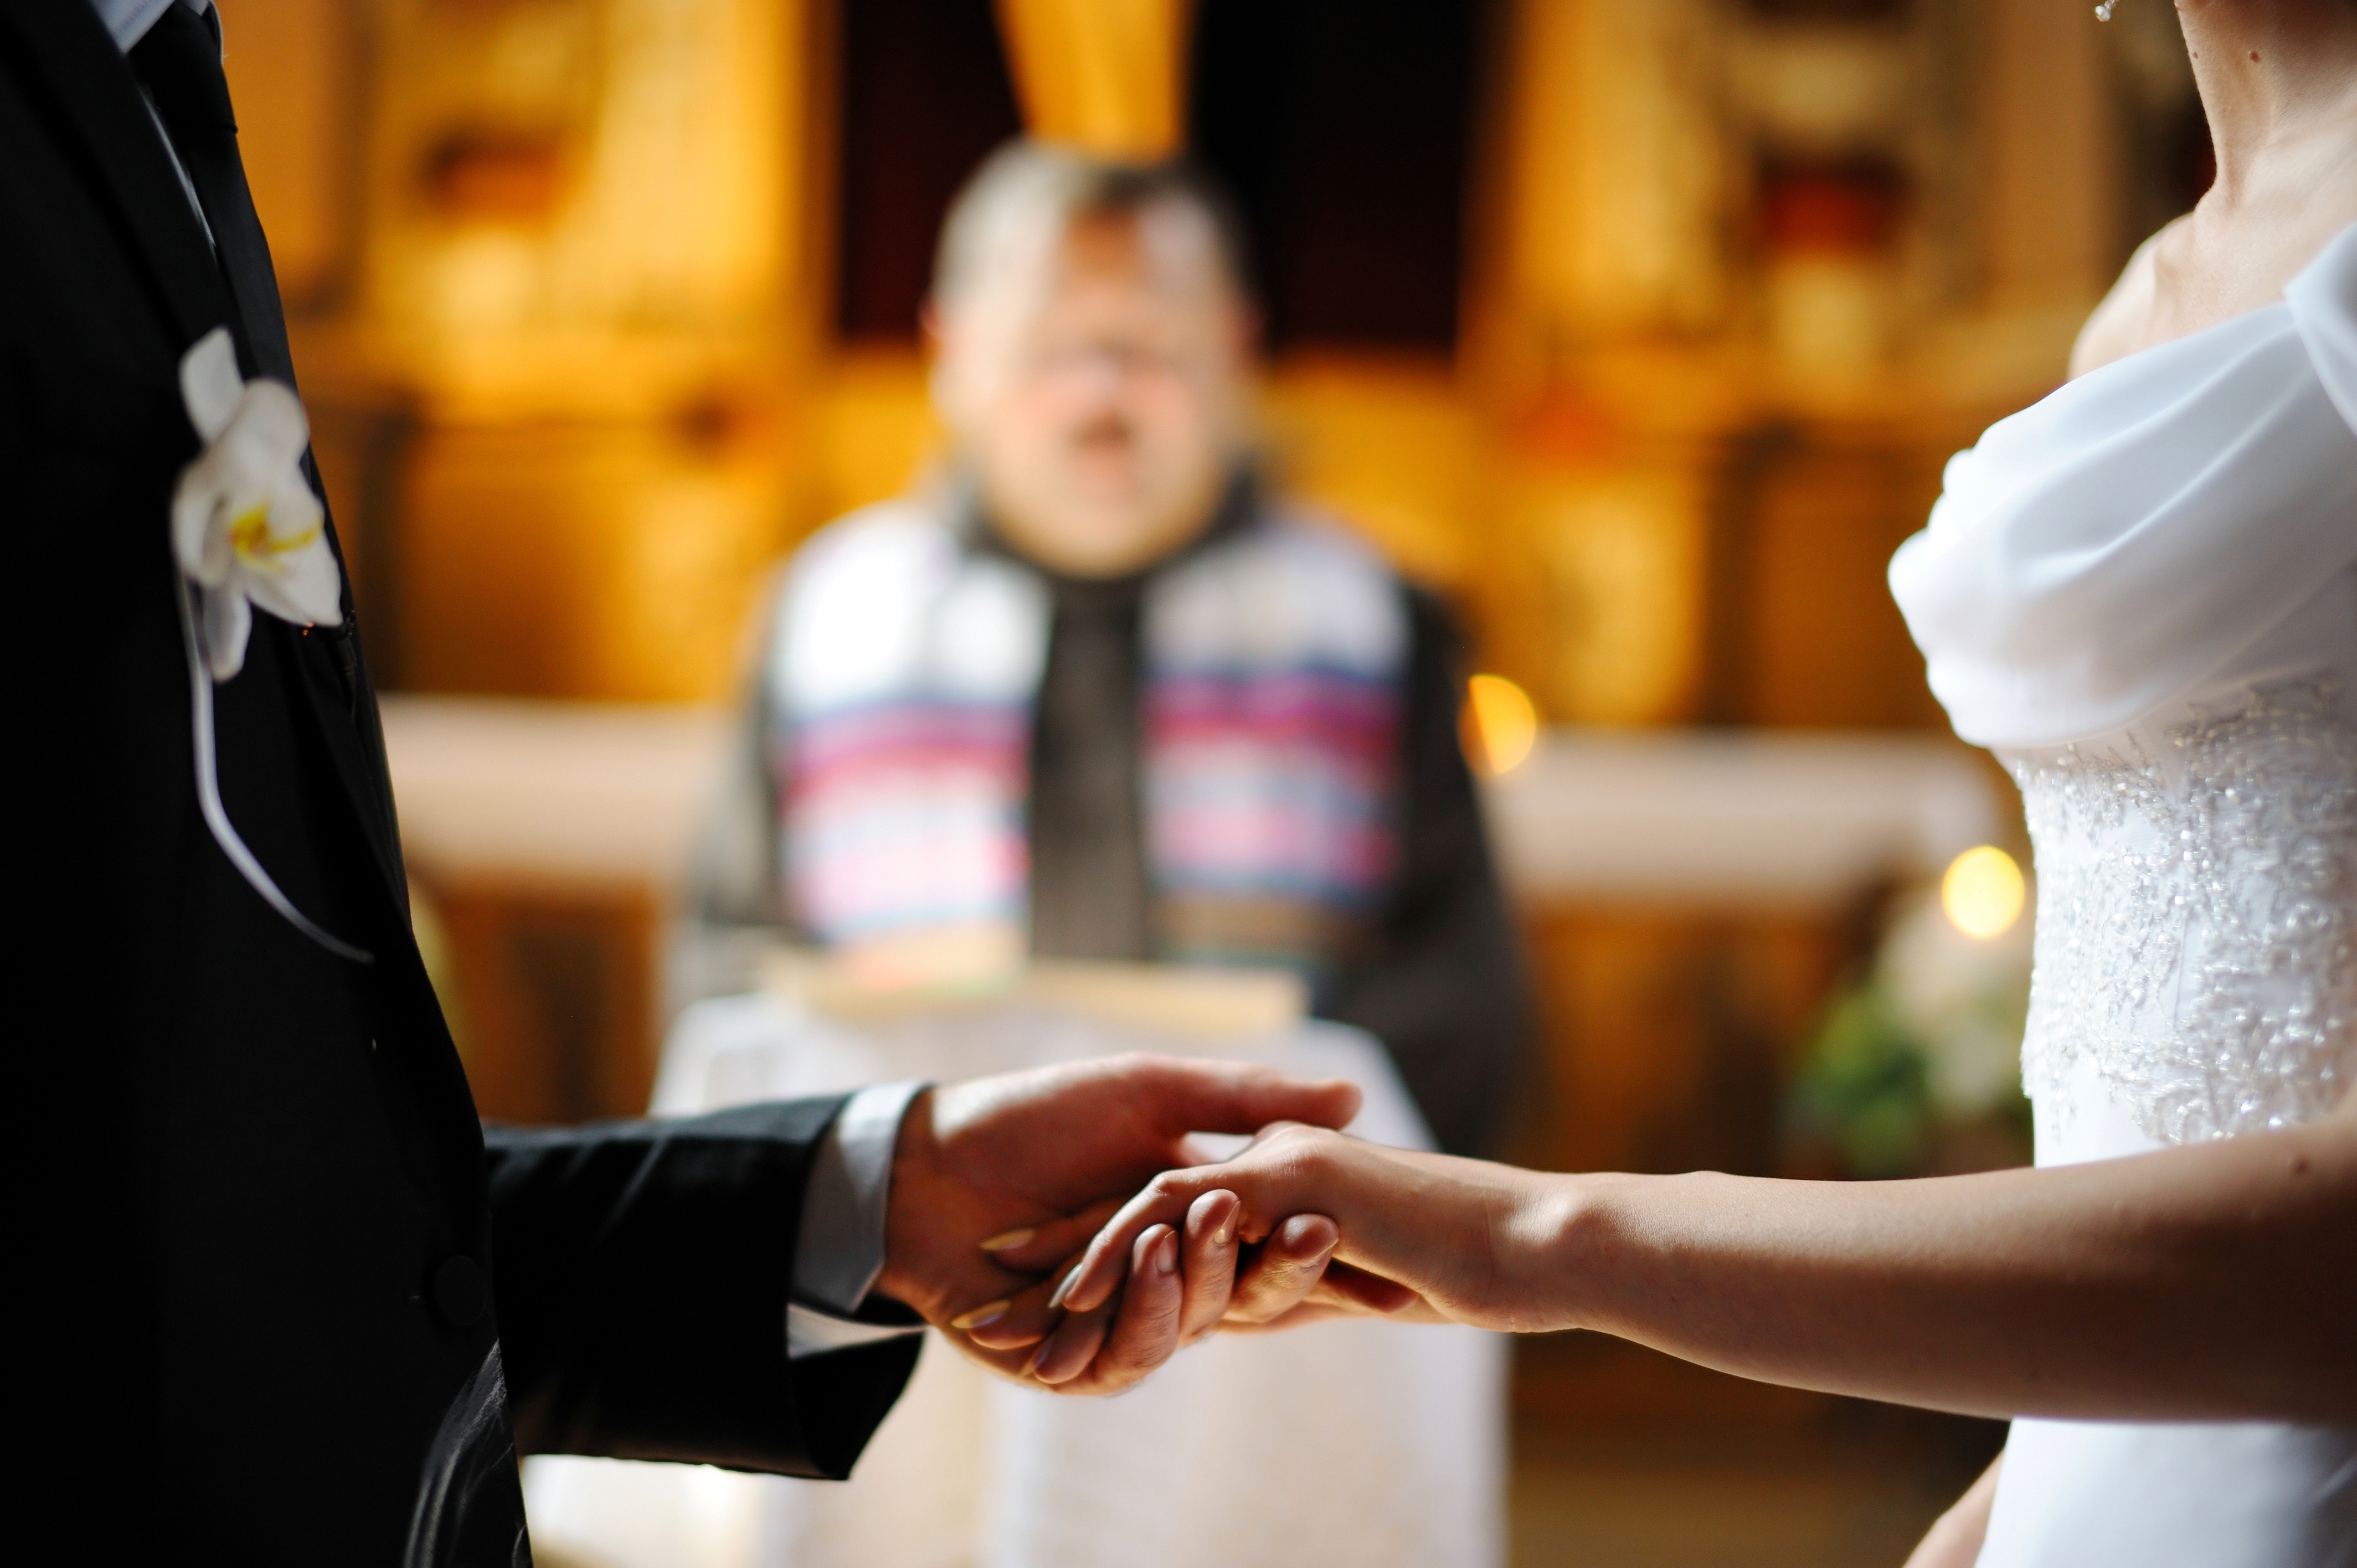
[678,142,1531,1156]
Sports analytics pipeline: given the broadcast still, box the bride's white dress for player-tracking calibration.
[1892,222,2357,1566]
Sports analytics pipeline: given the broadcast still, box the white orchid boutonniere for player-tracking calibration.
[169,327,371,963]
[173,327,342,680]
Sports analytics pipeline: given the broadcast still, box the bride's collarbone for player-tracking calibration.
[2071,186,2355,379]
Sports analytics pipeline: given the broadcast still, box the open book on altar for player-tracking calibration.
[653,943,1428,1154]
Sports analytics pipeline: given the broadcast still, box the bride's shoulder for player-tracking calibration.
[2068,224,2177,381]
[2070,197,2357,380]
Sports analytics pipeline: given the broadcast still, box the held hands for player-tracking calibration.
[1026,1121,1590,1374]
[872,1056,1365,1394]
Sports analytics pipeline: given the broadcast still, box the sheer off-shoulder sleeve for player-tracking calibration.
[2288,222,2357,438]
[1889,223,2357,749]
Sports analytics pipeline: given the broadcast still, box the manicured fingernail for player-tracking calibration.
[1048,1268,1079,1311]
[1213,1191,1241,1246]
[1023,1342,1051,1378]
[979,1227,1035,1253]
[1157,1232,1178,1276]
[950,1299,1010,1332]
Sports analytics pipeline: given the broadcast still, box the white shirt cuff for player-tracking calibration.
[786,1080,928,1360]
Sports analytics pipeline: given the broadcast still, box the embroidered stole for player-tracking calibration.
[769,500,1406,977]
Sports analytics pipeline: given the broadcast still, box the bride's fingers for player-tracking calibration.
[976,1196,1126,1276]
[1176,1190,1242,1344]
[1058,1119,1373,1316]
[1031,1225,1175,1386]
[1024,1288,1113,1385]
[974,1189,1247,1352]
[1062,1225,1186,1392]
[1224,1213,1338,1325]
[1057,1180,1206,1314]
[1061,1122,1360,1313]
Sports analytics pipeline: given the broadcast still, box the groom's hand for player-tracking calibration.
[872,1055,1360,1395]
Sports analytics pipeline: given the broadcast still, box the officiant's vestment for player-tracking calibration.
[4,4,917,1560]
[681,485,1532,1157]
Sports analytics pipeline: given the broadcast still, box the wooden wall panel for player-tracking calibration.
[426,879,661,1125]
[1733,436,1953,730]
[220,0,362,307]
[1511,904,1861,1179]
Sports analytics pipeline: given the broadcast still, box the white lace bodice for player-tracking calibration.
[2009,664,2356,1153]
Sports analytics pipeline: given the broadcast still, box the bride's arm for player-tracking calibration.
[1047,1098,2357,1420]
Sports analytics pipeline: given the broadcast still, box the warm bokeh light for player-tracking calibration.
[1942,845,2025,939]
[1464,673,1538,776]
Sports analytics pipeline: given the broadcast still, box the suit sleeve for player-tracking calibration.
[482,1098,922,1480]
[1318,586,1536,1157]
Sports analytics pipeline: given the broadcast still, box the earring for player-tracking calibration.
[2093,1,2116,17]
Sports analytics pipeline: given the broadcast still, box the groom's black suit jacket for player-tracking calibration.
[1,6,916,1561]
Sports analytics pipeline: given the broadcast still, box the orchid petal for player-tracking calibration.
[213,384,310,508]
[178,328,242,444]
[241,540,343,631]
[171,467,232,585]
[279,530,344,627]
[265,466,326,551]
[238,470,340,628]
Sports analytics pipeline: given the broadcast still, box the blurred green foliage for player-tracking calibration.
[1788,983,1932,1178]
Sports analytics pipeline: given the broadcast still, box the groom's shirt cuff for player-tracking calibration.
[787,1080,929,1360]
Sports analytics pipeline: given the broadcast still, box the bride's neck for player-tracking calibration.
[2178,0,2357,203]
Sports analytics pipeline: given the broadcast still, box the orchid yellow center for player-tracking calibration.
[229,504,320,569]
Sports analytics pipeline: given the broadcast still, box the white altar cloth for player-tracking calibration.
[523,992,1507,1568]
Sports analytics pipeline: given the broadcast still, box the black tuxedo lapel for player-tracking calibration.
[121,3,415,911]
[130,4,294,385]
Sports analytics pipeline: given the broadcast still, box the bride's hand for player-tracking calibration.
[953,1188,1363,1382]
[1046,1123,1579,1346]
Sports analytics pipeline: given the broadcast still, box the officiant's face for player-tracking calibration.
[931,200,1255,579]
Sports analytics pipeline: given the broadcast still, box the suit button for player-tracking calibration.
[431,1255,488,1327]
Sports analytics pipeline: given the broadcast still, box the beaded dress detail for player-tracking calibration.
[2013,680,2356,1145]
